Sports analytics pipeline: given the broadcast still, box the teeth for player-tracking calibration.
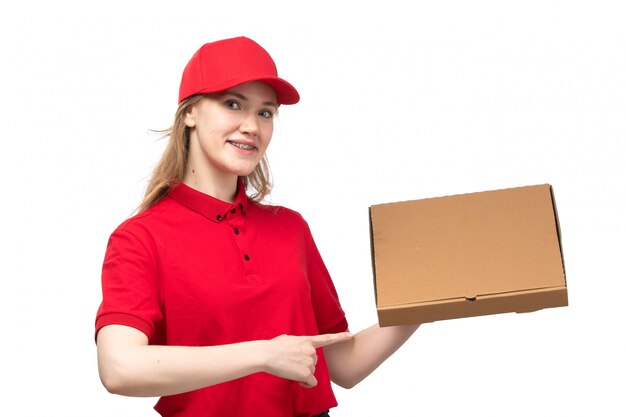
[230,142,254,150]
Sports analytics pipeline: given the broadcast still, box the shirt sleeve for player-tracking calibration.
[302,220,349,335]
[95,222,163,341]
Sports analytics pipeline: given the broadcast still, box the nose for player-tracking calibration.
[239,111,259,136]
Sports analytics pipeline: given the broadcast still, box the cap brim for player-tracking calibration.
[254,77,300,105]
[190,77,299,105]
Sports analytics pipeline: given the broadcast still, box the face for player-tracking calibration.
[184,81,278,184]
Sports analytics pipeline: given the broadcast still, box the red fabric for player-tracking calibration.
[95,182,347,417]
[178,37,300,105]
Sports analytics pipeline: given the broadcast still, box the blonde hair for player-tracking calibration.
[138,95,273,212]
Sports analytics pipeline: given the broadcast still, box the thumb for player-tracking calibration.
[300,374,318,389]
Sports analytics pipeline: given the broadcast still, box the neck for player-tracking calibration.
[183,131,241,202]
[182,167,238,203]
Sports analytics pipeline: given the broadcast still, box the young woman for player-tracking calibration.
[95,36,419,417]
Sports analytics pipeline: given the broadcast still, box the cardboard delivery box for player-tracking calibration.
[369,184,567,326]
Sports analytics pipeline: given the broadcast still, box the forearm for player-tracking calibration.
[97,325,266,397]
[97,325,352,397]
[324,323,419,389]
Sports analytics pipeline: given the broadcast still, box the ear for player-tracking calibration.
[184,107,196,128]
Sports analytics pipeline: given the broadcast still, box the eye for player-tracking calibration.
[224,100,240,110]
[259,109,274,119]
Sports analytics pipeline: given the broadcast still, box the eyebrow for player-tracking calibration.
[224,91,278,109]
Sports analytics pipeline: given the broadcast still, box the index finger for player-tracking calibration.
[310,332,353,348]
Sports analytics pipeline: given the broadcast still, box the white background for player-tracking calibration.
[1,1,624,415]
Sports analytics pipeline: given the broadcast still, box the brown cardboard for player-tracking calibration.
[369,184,567,326]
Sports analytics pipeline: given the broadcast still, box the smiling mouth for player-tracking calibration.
[228,141,256,151]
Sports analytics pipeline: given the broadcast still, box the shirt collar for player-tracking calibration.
[167,179,249,223]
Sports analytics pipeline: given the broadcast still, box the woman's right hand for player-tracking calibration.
[262,332,353,388]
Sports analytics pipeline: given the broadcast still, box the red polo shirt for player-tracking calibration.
[95,182,348,417]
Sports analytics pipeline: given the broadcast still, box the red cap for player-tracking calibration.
[178,36,300,105]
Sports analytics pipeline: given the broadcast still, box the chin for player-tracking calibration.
[230,166,257,177]
[222,158,261,178]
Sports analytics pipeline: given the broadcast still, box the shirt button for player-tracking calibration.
[234,228,240,235]
[243,254,250,261]
[216,215,222,221]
